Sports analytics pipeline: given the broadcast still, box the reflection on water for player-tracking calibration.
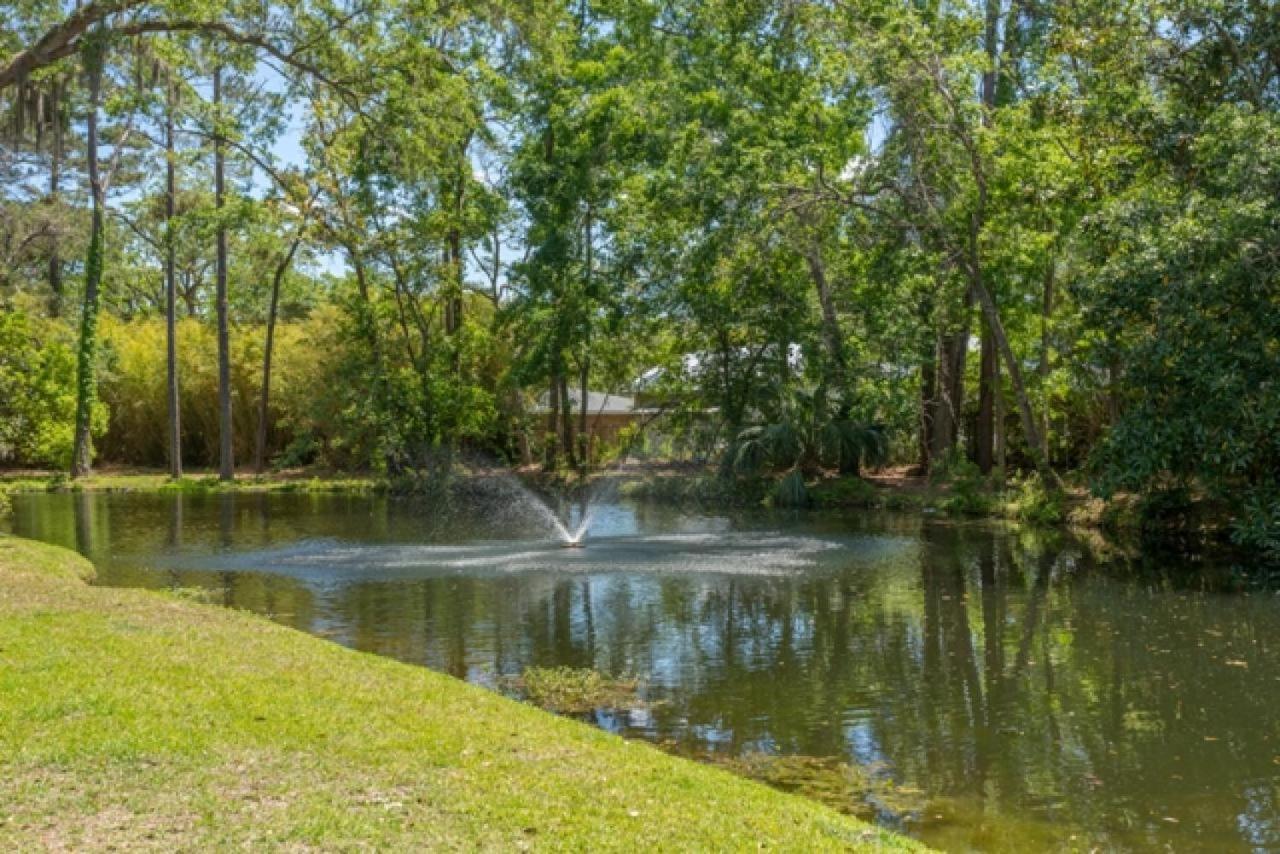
[6,492,1279,852]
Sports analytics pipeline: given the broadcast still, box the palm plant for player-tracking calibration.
[722,390,887,506]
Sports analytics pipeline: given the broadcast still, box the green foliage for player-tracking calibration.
[772,469,810,508]
[0,305,97,468]
[726,389,887,481]
[1233,494,1280,561]
[1084,105,1280,552]
[621,474,769,507]
[1003,476,1065,526]
[809,476,879,509]
[932,453,995,517]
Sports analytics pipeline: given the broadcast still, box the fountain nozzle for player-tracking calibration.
[562,539,585,549]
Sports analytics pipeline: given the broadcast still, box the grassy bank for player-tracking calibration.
[0,467,381,496]
[0,535,919,851]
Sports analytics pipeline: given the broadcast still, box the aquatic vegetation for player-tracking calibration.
[515,667,642,715]
[703,753,928,823]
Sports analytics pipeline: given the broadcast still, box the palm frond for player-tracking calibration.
[773,469,810,507]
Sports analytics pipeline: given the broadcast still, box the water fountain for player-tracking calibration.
[477,470,610,548]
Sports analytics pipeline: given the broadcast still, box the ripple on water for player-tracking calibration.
[160,530,913,582]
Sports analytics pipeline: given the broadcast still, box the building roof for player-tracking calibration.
[531,390,638,416]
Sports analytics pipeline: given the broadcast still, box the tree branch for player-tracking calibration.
[0,0,149,89]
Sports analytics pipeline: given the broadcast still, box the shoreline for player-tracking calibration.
[0,465,1247,561]
[0,534,921,850]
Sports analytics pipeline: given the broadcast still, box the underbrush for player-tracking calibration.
[930,455,995,517]
[1001,476,1065,525]
[1233,495,1280,561]
[808,476,879,508]
[621,474,770,506]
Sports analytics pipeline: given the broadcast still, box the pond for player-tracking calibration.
[5,491,1279,852]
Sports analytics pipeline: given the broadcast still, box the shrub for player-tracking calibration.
[933,454,994,517]
[1231,493,1280,560]
[96,309,360,470]
[622,474,769,506]
[1003,475,1065,525]
[1135,487,1195,532]
[0,305,92,468]
[771,469,810,508]
[809,476,878,508]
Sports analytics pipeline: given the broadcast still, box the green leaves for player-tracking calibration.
[0,304,84,468]
[1082,100,1280,546]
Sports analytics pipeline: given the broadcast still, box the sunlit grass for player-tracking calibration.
[0,469,382,495]
[0,535,922,851]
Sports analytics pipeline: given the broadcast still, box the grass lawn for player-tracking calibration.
[0,535,922,851]
[0,467,380,495]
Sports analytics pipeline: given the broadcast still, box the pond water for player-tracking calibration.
[6,491,1279,852]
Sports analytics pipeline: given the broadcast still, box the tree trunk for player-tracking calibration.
[930,335,956,463]
[994,351,1006,485]
[254,235,303,473]
[578,204,593,467]
[344,246,383,382]
[47,76,63,316]
[975,319,996,473]
[969,273,1054,480]
[578,353,590,466]
[214,65,233,481]
[347,248,397,474]
[544,374,560,470]
[919,352,936,471]
[70,43,104,479]
[445,145,466,376]
[559,370,575,469]
[930,299,971,466]
[165,74,182,479]
[1039,257,1055,462]
[974,2,999,474]
[803,243,849,412]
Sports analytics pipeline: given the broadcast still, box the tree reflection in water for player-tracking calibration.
[6,492,1278,852]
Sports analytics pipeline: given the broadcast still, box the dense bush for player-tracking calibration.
[931,453,995,517]
[96,313,349,469]
[1002,475,1065,525]
[0,305,94,468]
[1083,106,1280,554]
[808,475,878,508]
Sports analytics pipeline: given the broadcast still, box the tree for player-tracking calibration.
[212,62,231,479]
[1078,0,1280,552]
[164,69,180,477]
[255,183,318,473]
[69,31,107,477]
